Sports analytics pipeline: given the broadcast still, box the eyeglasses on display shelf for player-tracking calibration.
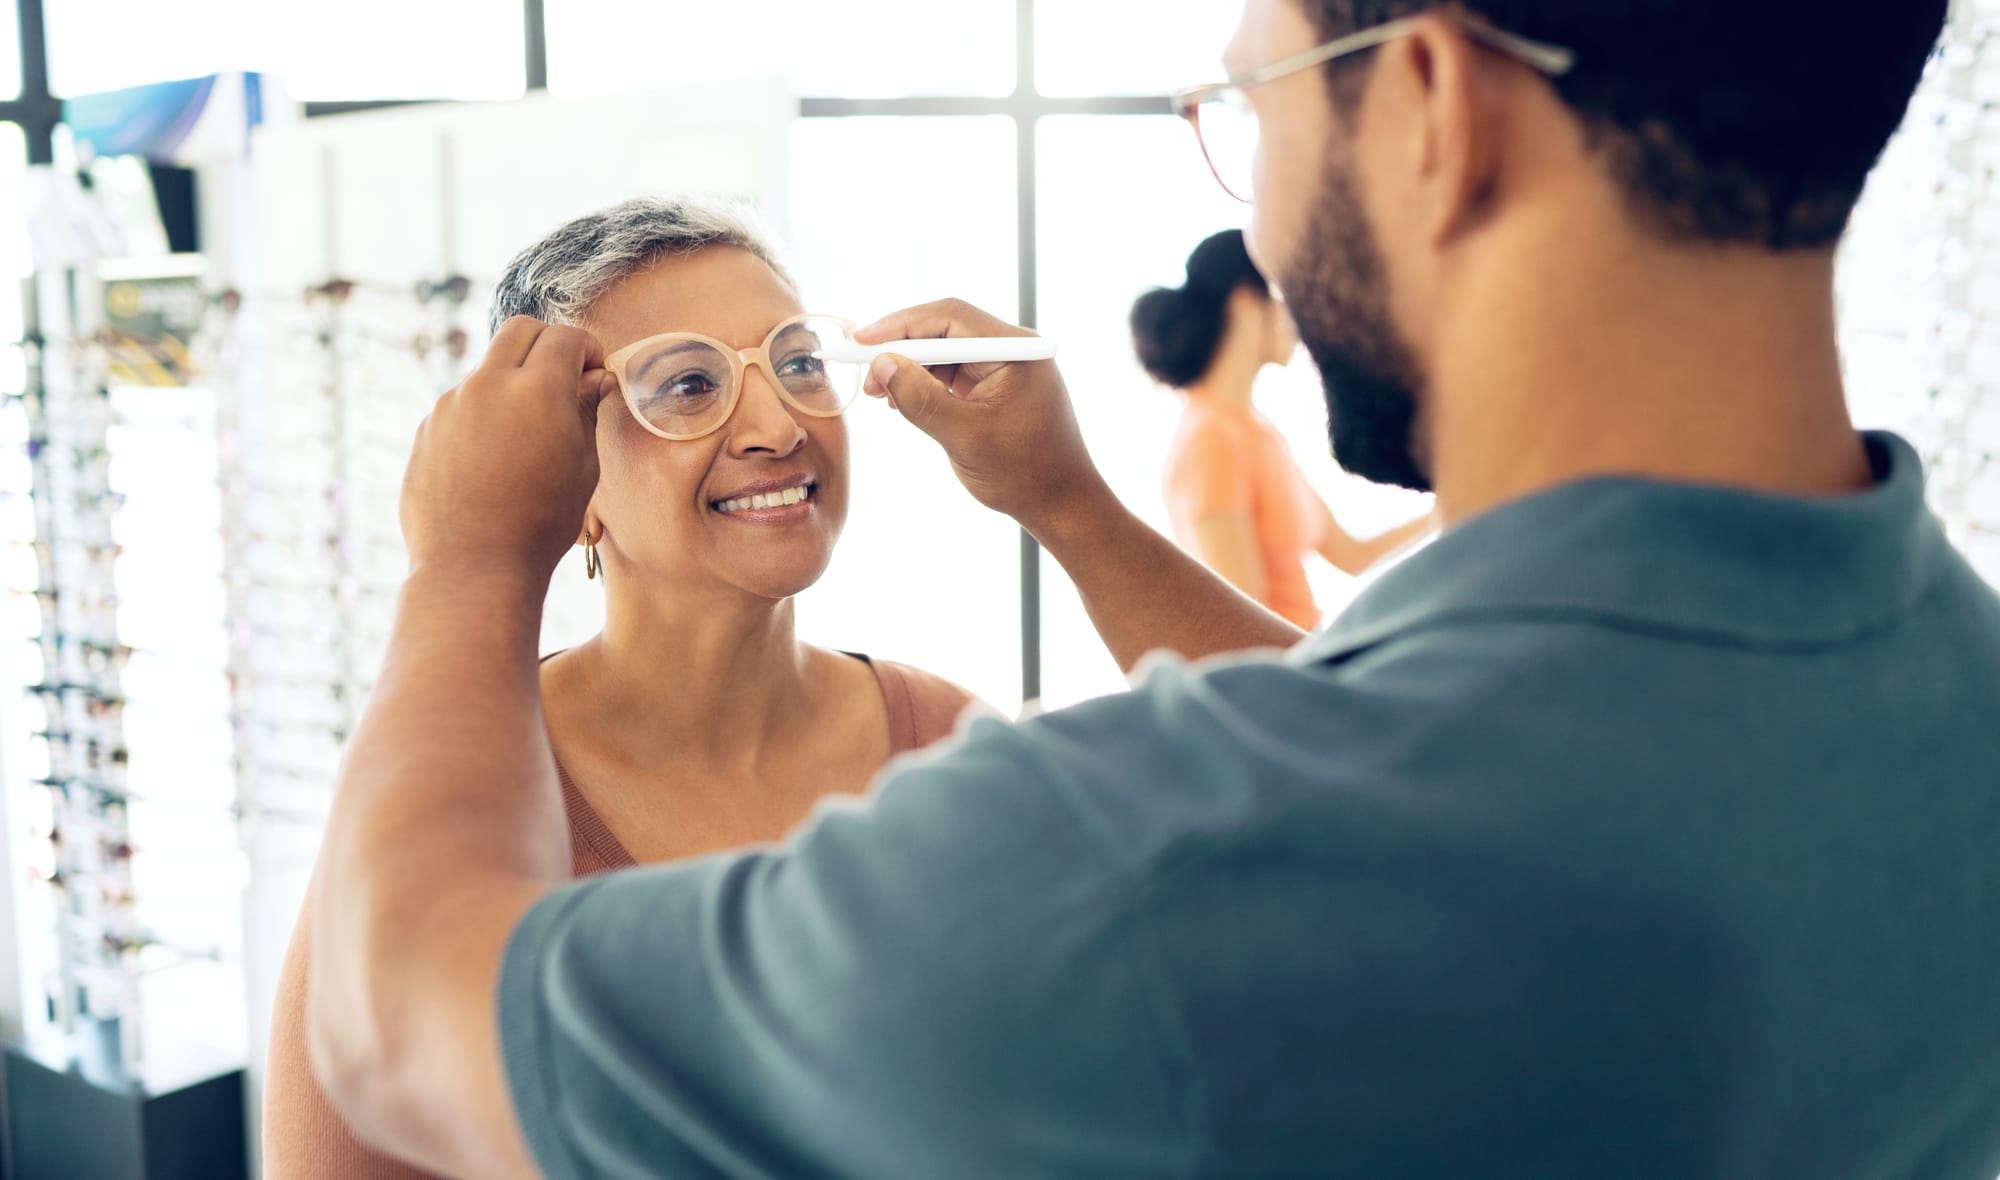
[217,272,473,854]
[12,266,149,1076]
[1834,15,2000,585]
[2,257,263,1092]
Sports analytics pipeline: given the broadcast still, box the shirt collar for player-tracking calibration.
[1294,432,1952,666]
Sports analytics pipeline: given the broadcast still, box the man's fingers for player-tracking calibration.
[868,354,972,442]
[522,323,608,384]
[856,302,955,345]
[856,298,1024,346]
[579,370,616,431]
[484,316,549,370]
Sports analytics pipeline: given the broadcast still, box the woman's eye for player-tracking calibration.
[777,354,827,379]
[659,373,719,401]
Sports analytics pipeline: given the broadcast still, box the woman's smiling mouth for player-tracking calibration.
[712,478,818,519]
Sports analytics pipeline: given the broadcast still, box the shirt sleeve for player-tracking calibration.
[495,715,1193,1180]
[1167,418,1256,523]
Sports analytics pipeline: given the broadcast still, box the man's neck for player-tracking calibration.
[1426,233,1872,527]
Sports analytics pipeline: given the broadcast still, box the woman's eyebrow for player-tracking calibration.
[627,339,726,380]
[768,323,826,350]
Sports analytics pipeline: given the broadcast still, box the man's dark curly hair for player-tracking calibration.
[1302,1,1949,249]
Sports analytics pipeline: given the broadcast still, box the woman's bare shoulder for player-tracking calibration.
[862,657,997,751]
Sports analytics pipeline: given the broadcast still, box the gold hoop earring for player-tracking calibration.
[584,535,601,581]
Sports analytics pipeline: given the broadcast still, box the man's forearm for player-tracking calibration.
[308,565,565,1176]
[1028,482,1306,671]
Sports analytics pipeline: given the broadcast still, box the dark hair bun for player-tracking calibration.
[1129,229,1271,389]
[1130,285,1227,388]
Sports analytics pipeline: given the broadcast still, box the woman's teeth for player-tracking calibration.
[716,485,812,515]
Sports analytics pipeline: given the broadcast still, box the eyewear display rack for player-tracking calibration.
[1929,17,2000,571]
[1842,13,2000,575]
[4,264,247,1180]
[16,265,139,1072]
[218,272,474,849]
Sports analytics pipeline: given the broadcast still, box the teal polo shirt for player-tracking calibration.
[498,433,2000,1178]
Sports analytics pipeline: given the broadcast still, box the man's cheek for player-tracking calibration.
[1249,195,1306,301]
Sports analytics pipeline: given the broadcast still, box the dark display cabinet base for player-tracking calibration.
[4,1037,246,1180]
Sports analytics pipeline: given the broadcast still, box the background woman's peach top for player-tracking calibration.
[1165,395,1328,629]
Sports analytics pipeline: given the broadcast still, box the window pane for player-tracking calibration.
[1034,115,1428,709]
[47,0,524,99]
[47,0,241,95]
[549,0,1015,100]
[0,0,19,99]
[0,122,26,404]
[107,382,245,1067]
[259,0,525,100]
[1036,0,1240,97]
[0,121,27,323]
[786,117,1025,710]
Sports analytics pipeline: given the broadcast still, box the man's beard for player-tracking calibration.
[1279,156,1433,493]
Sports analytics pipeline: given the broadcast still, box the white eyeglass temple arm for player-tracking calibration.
[815,338,1060,366]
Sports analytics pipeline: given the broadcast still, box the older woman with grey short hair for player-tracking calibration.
[260,196,982,1180]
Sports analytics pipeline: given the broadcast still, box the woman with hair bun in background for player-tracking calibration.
[1132,229,1433,630]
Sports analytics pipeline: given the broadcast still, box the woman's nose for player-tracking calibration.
[726,365,808,457]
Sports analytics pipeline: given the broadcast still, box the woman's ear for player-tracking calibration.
[1266,299,1298,365]
[1226,285,1266,346]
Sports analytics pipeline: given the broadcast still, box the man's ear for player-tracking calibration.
[1387,14,1507,246]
